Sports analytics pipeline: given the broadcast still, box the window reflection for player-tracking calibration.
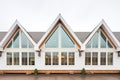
[22,52,27,65]
[85,52,91,65]
[92,52,98,65]
[100,52,106,65]
[53,52,59,65]
[13,32,19,48]
[14,52,19,65]
[45,52,51,65]
[69,52,74,65]
[7,52,12,65]
[29,52,35,65]
[61,52,67,65]
[61,27,74,48]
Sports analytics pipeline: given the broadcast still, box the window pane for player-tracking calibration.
[22,52,27,65]
[85,52,91,65]
[13,32,19,48]
[7,41,12,48]
[7,52,12,65]
[21,31,27,48]
[45,52,51,65]
[29,52,35,65]
[107,41,113,48]
[45,28,59,48]
[14,52,19,65]
[61,52,67,65]
[100,32,106,48]
[92,52,98,65]
[21,31,33,48]
[69,52,74,65]
[92,32,98,48]
[53,52,59,65]
[61,27,74,48]
[29,41,33,48]
[86,40,91,48]
[108,52,113,65]
[86,32,98,48]
[100,52,106,65]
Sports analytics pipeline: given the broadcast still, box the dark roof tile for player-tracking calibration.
[0,32,120,43]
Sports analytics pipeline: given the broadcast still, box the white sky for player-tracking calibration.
[0,0,120,32]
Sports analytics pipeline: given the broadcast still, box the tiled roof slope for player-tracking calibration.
[0,32,7,42]
[0,32,120,43]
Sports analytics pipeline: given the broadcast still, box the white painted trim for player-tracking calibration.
[0,20,36,49]
[84,19,120,49]
[37,14,83,50]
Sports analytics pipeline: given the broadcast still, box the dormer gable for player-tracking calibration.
[0,20,36,49]
[84,19,120,49]
[37,14,83,50]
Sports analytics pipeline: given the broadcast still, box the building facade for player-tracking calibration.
[0,14,120,74]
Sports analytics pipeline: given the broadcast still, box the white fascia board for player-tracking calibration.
[0,20,18,47]
[16,21,36,46]
[102,20,120,47]
[83,20,102,46]
[37,14,61,48]
[37,14,83,50]
[1,20,36,48]
[83,19,120,48]
[59,15,83,49]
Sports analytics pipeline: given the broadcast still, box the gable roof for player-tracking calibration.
[83,19,120,48]
[28,32,45,43]
[1,32,120,46]
[0,20,36,50]
[37,14,83,50]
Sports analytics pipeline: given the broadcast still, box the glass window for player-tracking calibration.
[45,28,59,48]
[100,32,106,48]
[86,32,98,48]
[22,52,27,65]
[69,52,74,65]
[107,41,113,48]
[7,41,12,48]
[45,52,51,65]
[29,41,33,48]
[29,52,35,65]
[53,52,59,65]
[92,32,98,48]
[86,40,91,48]
[7,52,12,65]
[61,52,67,65]
[85,52,91,65]
[108,52,113,65]
[92,52,98,65]
[13,32,19,48]
[7,31,33,48]
[21,31,33,48]
[61,27,74,48]
[100,52,106,65]
[14,52,19,65]
[21,31,27,48]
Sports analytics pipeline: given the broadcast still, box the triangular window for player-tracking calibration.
[45,28,59,48]
[61,27,74,48]
[13,31,19,48]
[86,31,98,48]
[21,31,33,48]
[7,41,12,48]
[45,26,74,48]
[100,31,113,48]
[86,30,113,48]
[7,30,33,48]
[100,31,106,48]
[107,41,112,48]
